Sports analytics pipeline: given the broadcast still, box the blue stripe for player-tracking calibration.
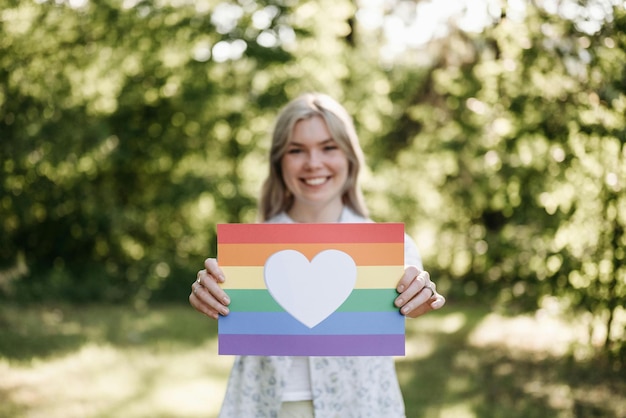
[219,311,404,335]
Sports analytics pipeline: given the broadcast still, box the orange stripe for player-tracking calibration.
[218,243,403,266]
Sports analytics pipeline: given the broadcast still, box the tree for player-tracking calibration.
[0,0,368,304]
[363,1,626,364]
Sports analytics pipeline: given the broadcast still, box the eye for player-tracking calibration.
[323,144,339,151]
[287,148,302,154]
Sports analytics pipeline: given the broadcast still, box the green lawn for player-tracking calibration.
[0,302,624,418]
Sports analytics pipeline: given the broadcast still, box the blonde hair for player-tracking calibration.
[259,93,369,221]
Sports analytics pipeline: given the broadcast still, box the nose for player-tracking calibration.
[305,150,323,169]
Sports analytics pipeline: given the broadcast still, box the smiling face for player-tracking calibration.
[259,93,369,222]
[280,115,350,222]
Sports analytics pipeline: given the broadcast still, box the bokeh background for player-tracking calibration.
[1,0,625,417]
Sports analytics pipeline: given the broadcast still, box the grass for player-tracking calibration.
[0,302,624,418]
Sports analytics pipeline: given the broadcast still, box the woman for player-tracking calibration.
[190,93,446,418]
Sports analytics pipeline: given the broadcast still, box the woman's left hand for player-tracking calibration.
[395,266,445,318]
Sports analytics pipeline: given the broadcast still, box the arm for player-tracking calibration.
[189,258,231,320]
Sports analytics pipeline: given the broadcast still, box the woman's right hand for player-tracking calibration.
[189,258,231,320]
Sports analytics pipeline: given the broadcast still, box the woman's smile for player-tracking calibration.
[302,176,330,186]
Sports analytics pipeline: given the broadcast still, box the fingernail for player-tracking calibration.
[395,298,404,306]
[431,299,443,309]
[218,274,226,282]
[401,306,410,314]
[221,307,229,315]
[397,285,405,292]
[223,296,230,305]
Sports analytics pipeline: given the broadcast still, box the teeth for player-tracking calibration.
[304,177,327,186]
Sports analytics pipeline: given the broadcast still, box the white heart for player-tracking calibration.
[264,249,357,328]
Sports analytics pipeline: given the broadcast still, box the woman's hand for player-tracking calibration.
[189,258,231,320]
[394,266,445,318]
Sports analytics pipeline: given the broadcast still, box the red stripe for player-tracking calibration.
[218,223,404,244]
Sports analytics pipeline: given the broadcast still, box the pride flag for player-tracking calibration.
[217,223,406,356]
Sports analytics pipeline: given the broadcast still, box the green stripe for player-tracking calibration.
[225,289,399,312]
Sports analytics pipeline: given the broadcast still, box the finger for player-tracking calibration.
[196,269,205,286]
[193,281,230,314]
[396,265,420,293]
[189,297,222,320]
[430,293,446,310]
[196,268,219,287]
[204,258,225,283]
[419,270,431,290]
[404,301,433,318]
[394,270,429,308]
[200,275,231,305]
[405,291,445,318]
[195,266,231,306]
[194,280,230,315]
[423,279,436,299]
[189,289,220,319]
[398,285,434,316]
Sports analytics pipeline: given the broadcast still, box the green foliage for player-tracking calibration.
[369,4,626,363]
[1,0,300,303]
[1,0,624,361]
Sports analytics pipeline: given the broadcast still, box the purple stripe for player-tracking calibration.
[219,334,405,356]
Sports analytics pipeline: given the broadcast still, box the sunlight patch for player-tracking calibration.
[0,342,233,418]
[467,312,586,357]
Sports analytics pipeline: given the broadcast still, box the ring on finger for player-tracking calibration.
[423,283,435,298]
[193,283,202,295]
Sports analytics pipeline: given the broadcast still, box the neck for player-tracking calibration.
[287,202,344,223]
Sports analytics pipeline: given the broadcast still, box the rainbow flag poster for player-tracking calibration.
[217,223,406,356]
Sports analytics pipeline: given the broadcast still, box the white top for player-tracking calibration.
[281,356,313,401]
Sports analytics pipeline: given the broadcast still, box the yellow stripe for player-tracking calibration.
[221,265,404,290]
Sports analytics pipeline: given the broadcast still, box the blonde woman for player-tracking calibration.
[190,92,445,418]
